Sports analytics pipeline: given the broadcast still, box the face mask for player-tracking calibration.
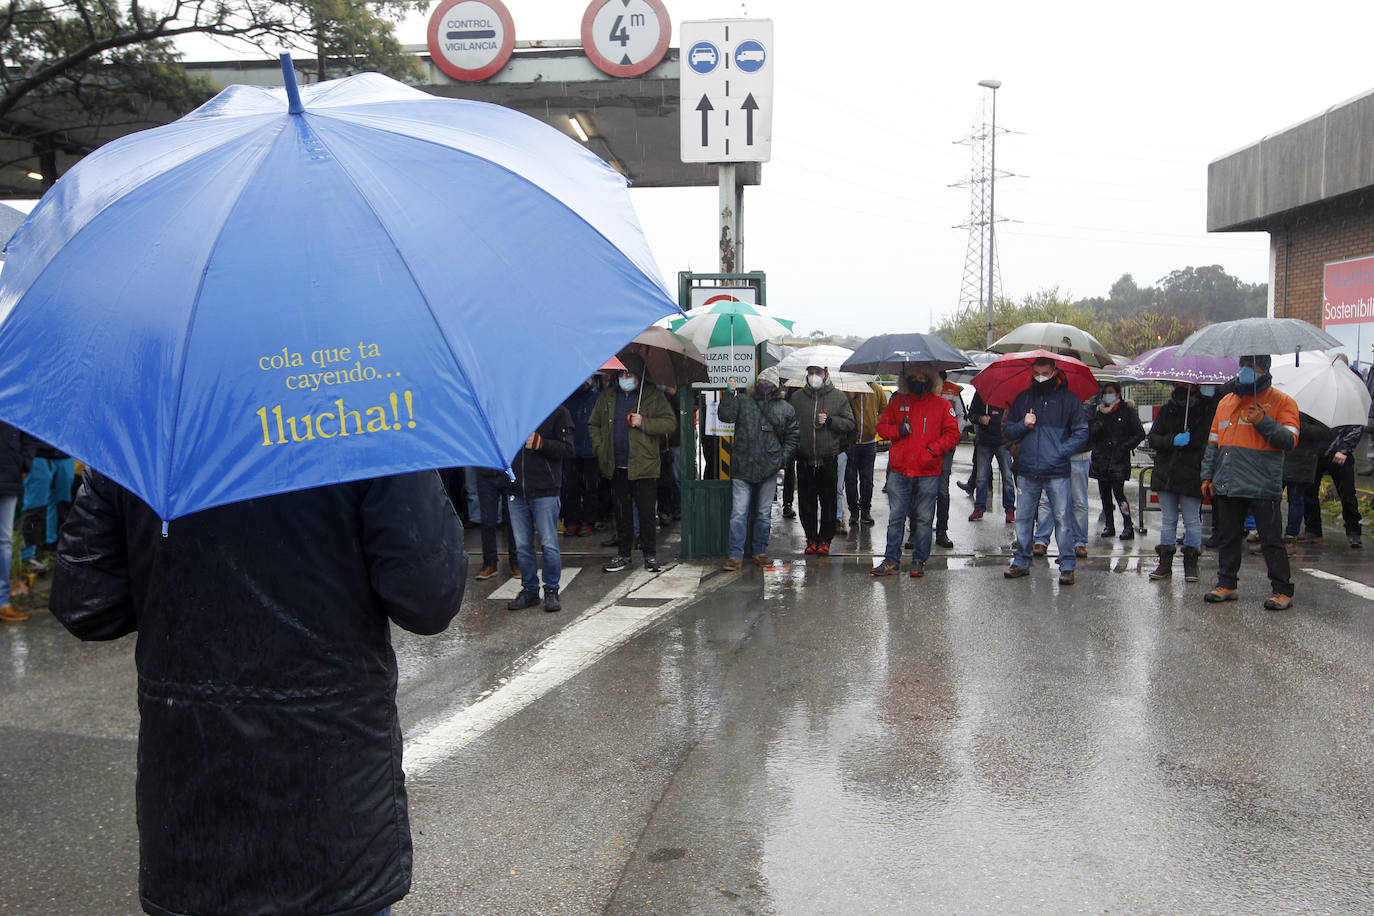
[1102,393,1118,406]
[1200,385,1216,397]
[1172,386,1188,402]
[618,376,637,393]
[1033,373,1053,384]
[1237,366,1256,385]
[755,382,775,399]
[807,374,824,389]
[908,377,930,395]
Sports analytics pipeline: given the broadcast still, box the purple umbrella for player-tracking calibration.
[1114,346,1236,385]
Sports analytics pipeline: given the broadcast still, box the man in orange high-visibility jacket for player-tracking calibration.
[1199,354,1299,611]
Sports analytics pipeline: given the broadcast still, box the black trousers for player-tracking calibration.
[935,449,954,535]
[477,473,514,567]
[1097,478,1129,511]
[1306,455,1363,537]
[1215,494,1292,596]
[797,457,839,544]
[561,457,601,528]
[782,456,797,508]
[844,442,878,515]
[612,468,658,558]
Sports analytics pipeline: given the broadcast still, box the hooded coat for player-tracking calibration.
[587,353,676,481]
[718,383,800,483]
[789,376,856,461]
[876,377,961,478]
[49,470,466,916]
[1283,413,1333,484]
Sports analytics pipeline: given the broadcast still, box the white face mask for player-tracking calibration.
[1033,373,1053,384]
[1102,393,1118,406]
[618,376,637,393]
[807,373,824,389]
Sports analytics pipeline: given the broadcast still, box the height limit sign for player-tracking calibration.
[679,19,773,164]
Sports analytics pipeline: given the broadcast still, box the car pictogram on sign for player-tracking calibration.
[688,41,719,73]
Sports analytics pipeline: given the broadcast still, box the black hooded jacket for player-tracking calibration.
[50,470,466,916]
[1147,390,1218,498]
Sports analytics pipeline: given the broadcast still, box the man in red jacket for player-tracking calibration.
[872,365,961,577]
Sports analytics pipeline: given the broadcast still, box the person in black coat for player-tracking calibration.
[0,421,34,621]
[1282,413,1332,542]
[1306,422,1366,548]
[1145,384,1218,581]
[507,405,575,612]
[49,470,466,916]
[1089,381,1146,540]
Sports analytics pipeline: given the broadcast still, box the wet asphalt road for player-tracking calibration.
[3,447,1374,914]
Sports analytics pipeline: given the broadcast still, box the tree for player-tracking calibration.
[1,1,426,182]
[1156,265,1265,322]
[1091,312,1203,358]
[935,287,1093,350]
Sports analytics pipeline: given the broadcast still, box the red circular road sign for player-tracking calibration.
[581,0,671,78]
[427,0,516,82]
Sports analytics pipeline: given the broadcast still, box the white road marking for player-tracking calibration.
[404,564,722,776]
[489,565,583,600]
[1300,568,1374,601]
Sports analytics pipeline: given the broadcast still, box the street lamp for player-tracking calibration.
[978,79,1001,348]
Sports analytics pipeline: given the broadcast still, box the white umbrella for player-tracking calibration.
[1270,352,1371,428]
[775,345,858,381]
[783,370,879,394]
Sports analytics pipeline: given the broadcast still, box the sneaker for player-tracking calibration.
[968,509,985,521]
[753,554,771,567]
[1058,570,1075,585]
[1204,586,1239,603]
[0,604,28,622]
[1350,536,1363,549]
[1074,546,1088,558]
[1263,593,1293,611]
[557,520,566,534]
[600,534,620,547]
[1032,543,1047,557]
[935,534,954,549]
[543,588,562,613]
[835,520,849,535]
[909,562,926,578]
[860,513,876,526]
[816,541,831,556]
[506,588,541,611]
[1005,511,1015,524]
[644,555,663,572]
[603,555,632,572]
[722,557,743,571]
[1004,565,1030,579]
[474,564,499,581]
[871,560,899,576]
[509,563,521,579]
[956,480,973,494]
[782,505,796,519]
[24,557,49,574]
[1295,533,1323,545]
[804,542,819,555]
[1245,530,1260,543]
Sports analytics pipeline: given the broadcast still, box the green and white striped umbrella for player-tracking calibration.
[669,300,795,351]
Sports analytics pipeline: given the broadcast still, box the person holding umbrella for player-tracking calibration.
[1002,356,1090,584]
[1088,381,1146,541]
[718,374,799,569]
[1200,355,1300,609]
[790,365,857,555]
[871,365,961,577]
[589,353,676,573]
[1145,382,1218,581]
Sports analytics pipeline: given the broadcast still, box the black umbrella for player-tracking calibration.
[841,332,969,374]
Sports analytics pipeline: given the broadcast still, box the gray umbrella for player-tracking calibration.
[1176,317,1341,359]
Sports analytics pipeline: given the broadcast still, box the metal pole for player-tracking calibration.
[718,164,737,273]
[985,85,998,348]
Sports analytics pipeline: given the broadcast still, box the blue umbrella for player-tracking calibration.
[0,58,679,522]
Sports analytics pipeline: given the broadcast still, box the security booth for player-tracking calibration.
[676,271,772,558]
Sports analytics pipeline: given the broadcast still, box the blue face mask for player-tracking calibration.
[1101,392,1118,406]
[618,376,637,393]
[1237,366,1256,386]
[1199,385,1216,398]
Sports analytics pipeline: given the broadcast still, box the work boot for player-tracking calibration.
[1149,544,1176,580]
[506,587,541,611]
[860,512,876,526]
[721,557,743,571]
[542,588,562,613]
[0,604,28,622]
[1118,507,1134,541]
[935,531,954,548]
[782,504,796,519]
[1100,518,1116,538]
[1181,546,1200,582]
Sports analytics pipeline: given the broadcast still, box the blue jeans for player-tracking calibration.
[1284,482,1306,538]
[974,443,1015,512]
[1034,454,1089,547]
[883,473,939,564]
[729,474,776,559]
[509,495,561,592]
[835,451,848,519]
[0,495,15,605]
[1157,491,1202,548]
[21,457,74,560]
[1016,476,1074,569]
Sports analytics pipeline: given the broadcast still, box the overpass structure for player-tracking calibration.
[0,43,759,199]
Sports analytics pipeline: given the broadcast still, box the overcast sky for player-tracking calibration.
[196,1,1374,337]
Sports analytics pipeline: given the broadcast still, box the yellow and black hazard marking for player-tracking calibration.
[718,436,733,479]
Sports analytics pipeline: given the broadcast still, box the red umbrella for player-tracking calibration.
[970,349,1099,408]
